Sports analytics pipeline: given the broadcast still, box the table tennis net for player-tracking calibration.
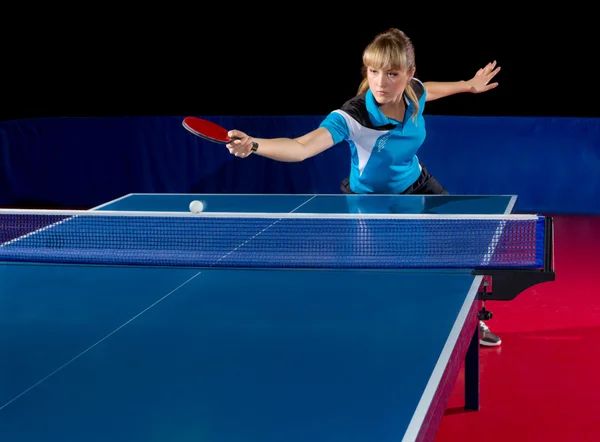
[0,210,546,269]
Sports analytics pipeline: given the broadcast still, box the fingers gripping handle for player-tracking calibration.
[230,136,259,152]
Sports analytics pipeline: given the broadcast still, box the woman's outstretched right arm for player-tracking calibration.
[226,127,336,162]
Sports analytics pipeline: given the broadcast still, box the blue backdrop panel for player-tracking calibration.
[0,116,348,208]
[418,115,600,214]
[1,115,598,214]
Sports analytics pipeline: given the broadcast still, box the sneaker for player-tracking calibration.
[479,321,502,346]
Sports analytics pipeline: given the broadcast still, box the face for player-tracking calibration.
[366,66,415,104]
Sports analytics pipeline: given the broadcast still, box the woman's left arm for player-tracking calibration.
[423,61,501,102]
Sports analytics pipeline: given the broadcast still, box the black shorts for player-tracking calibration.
[340,163,448,195]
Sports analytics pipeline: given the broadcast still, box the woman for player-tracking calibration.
[226,28,502,346]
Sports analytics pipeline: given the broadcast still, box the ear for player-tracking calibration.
[408,67,416,80]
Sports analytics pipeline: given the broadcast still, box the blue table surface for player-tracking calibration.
[95,193,517,215]
[0,264,480,442]
[0,193,513,441]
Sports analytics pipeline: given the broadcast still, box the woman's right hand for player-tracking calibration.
[226,130,258,158]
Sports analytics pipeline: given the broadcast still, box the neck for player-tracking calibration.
[379,95,406,121]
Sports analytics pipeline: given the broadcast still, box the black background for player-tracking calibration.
[2,13,595,120]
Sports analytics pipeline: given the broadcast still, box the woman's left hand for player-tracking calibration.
[467,61,501,93]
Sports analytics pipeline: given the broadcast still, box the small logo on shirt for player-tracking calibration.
[377,132,393,152]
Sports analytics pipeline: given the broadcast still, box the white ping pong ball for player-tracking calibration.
[189,200,204,213]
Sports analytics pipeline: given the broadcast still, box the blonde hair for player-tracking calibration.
[357,28,419,120]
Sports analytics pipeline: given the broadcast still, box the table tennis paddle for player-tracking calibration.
[182,116,258,152]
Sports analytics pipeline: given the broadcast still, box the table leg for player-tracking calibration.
[464,323,480,410]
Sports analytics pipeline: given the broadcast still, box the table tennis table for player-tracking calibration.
[0,193,555,442]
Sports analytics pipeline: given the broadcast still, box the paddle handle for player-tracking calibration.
[230,137,259,152]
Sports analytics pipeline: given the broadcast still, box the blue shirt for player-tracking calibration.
[319,78,427,194]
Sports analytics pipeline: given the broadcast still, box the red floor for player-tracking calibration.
[435,215,600,442]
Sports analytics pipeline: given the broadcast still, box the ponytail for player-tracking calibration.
[405,81,419,121]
